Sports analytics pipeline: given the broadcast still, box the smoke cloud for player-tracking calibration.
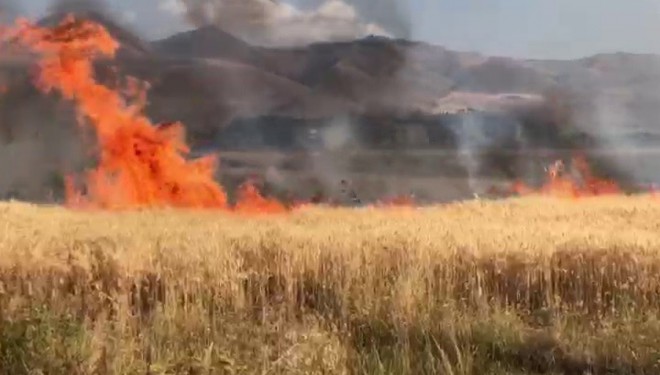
[326,0,411,39]
[582,90,659,188]
[449,111,528,196]
[0,0,18,25]
[162,0,419,203]
[49,0,110,15]
[164,0,400,47]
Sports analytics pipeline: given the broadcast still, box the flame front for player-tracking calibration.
[233,180,287,214]
[512,153,622,198]
[10,16,233,210]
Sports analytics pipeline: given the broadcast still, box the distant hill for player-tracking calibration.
[3,11,660,147]
[150,24,660,135]
[3,11,660,201]
[151,25,257,63]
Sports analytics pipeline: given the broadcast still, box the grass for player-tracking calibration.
[0,196,659,374]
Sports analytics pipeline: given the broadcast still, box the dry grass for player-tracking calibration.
[1,196,660,374]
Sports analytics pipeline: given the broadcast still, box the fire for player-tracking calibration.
[4,16,284,212]
[5,16,229,210]
[376,194,416,207]
[512,153,622,198]
[3,16,633,210]
[233,180,286,214]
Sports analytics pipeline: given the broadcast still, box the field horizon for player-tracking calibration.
[1,196,659,374]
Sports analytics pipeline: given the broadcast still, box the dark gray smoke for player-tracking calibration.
[0,87,86,202]
[49,0,110,15]
[44,0,149,56]
[166,0,431,203]
[0,0,140,202]
[575,89,660,189]
[47,0,142,32]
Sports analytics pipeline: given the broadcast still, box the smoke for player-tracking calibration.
[47,0,144,33]
[164,0,418,203]
[0,91,87,202]
[307,117,357,201]
[257,116,359,203]
[584,90,659,188]
[449,111,527,195]
[48,0,110,15]
[319,117,355,150]
[0,136,84,202]
[452,113,486,194]
[0,0,18,24]
[327,0,411,39]
[166,0,404,47]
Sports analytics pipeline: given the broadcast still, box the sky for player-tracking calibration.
[13,0,660,60]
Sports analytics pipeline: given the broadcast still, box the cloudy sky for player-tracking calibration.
[12,0,660,59]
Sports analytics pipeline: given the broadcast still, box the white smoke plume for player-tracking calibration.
[163,0,392,47]
[586,90,658,187]
[450,110,528,196]
[453,113,486,194]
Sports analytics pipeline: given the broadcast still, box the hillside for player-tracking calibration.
[2,11,660,202]
[150,25,660,135]
[5,12,660,142]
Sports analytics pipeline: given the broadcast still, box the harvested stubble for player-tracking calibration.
[0,197,659,374]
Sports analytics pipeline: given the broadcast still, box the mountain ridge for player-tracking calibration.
[2,11,659,201]
[4,12,660,143]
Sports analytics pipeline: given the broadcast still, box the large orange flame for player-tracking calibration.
[4,16,291,212]
[233,180,286,214]
[9,16,229,210]
[512,153,621,198]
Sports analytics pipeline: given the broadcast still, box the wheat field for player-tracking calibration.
[1,196,659,374]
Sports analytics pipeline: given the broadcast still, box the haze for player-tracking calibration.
[11,0,660,59]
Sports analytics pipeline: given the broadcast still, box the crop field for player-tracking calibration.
[1,15,660,375]
[1,196,660,374]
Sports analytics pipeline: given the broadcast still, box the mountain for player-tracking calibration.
[151,25,257,63]
[152,26,660,136]
[4,13,660,148]
[4,12,660,201]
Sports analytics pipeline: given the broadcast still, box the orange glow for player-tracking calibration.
[233,180,287,214]
[376,194,416,207]
[10,16,230,210]
[512,153,621,198]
